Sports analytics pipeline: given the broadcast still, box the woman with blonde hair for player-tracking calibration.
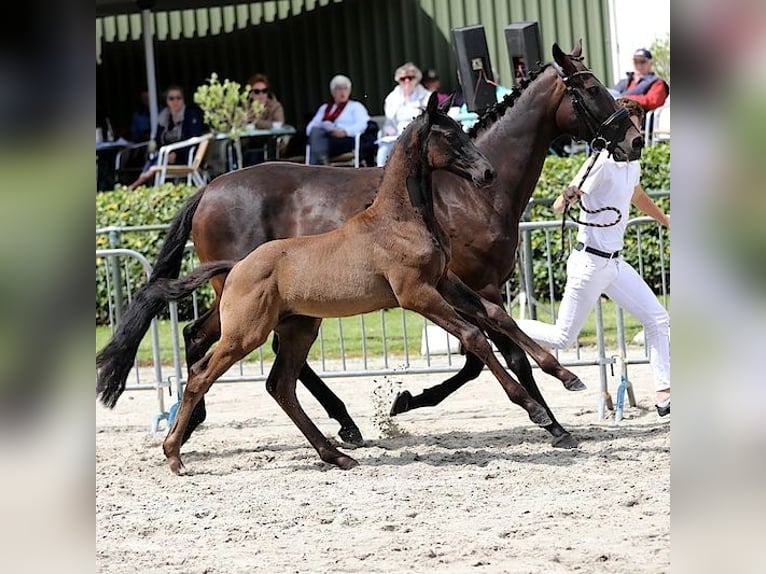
[376,62,432,166]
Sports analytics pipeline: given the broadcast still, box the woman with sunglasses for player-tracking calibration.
[242,74,288,166]
[376,62,432,167]
[127,85,204,189]
[246,73,285,129]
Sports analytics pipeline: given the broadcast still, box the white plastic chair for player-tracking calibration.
[305,116,384,168]
[151,134,212,186]
[305,133,362,167]
[644,104,670,146]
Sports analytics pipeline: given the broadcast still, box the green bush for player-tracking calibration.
[96,146,669,324]
[96,184,213,324]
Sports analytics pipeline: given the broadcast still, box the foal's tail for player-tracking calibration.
[97,260,234,408]
[96,187,208,409]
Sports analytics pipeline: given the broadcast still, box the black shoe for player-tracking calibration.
[655,401,670,417]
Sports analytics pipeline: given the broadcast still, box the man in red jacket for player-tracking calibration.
[614,48,669,112]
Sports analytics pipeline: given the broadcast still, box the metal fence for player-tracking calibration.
[96,211,669,430]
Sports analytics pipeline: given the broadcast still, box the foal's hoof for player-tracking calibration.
[167,456,187,475]
[551,432,579,449]
[390,391,412,416]
[529,406,553,427]
[564,377,586,391]
[339,425,365,447]
[335,455,360,470]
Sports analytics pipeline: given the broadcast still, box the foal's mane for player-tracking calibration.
[466,63,552,139]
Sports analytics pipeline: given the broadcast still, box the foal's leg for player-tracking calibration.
[398,285,552,427]
[272,330,365,446]
[269,317,359,470]
[389,286,578,448]
[163,316,275,474]
[180,303,221,444]
[487,331,578,449]
[438,272,584,390]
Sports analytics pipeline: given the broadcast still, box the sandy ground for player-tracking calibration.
[96,359,669,574]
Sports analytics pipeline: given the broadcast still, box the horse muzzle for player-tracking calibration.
[449,158,496,188]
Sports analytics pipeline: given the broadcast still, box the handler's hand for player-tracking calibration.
[330,128,347,138]
[563,185,583,205]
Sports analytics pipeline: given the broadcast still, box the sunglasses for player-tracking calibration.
[167,95,183,100]
[250,88,268,95]
[398,75,416,82]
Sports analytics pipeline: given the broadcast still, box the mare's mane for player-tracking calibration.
[466,63,552,139]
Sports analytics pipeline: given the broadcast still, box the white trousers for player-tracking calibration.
[517,249,670,391]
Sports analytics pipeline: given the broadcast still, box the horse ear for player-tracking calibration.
[552,42,575,74]
[437,92,455,113]
[572,39,583,58]
[426,91,439,117]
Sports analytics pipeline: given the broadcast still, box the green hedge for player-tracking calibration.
[96,145,669,324]
[96,184,210,324]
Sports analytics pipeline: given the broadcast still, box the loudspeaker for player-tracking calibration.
[504,21,543,86]
[451,25,497,114]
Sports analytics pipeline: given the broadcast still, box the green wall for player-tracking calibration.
[97,0,612,136]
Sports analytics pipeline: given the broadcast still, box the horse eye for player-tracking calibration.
[586,86,601,96]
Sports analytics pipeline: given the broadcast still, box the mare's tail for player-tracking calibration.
[97,187,208,408]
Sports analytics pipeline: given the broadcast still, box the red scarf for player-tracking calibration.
[322,101,348,122]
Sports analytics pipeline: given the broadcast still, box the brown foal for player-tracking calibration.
[156,93,578,473]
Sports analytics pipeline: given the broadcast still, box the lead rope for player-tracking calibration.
[558,150,623,261]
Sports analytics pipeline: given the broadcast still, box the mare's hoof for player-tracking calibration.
[529,406,553,427]
[564,377,586,391]
[390,391,412,416]
[339,425,365,447]
[551,432,579,449]
[167,456,187,475]
[335,455,360,470]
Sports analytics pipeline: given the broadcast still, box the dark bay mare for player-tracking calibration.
[97,42,642,449]
[148,94,586,472]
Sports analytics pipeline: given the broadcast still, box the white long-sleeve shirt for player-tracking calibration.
[383,84,432,135]
[305,99,370,137]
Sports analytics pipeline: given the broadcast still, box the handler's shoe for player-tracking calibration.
[655,399,670,419]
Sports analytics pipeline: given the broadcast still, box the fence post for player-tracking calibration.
[521,228,537,320]
[108,228,124,323]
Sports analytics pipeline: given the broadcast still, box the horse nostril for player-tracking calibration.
[632,137,643,150]
[484,169,496,182]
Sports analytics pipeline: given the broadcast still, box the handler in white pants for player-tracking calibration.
[518,98,671,416]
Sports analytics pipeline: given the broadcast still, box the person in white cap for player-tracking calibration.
[613,48,669,112]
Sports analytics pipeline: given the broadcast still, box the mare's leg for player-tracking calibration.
[438,272,584,390]
[180,303,221,444]
[269,317,359,470]
[397,284,551,427]
[390,353,484,414]
[271,332,365,446]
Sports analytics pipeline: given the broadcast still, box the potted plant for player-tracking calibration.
[194,73,263,169]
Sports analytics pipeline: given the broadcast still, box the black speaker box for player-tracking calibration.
[504,21,543,86]
[451,25,497,114]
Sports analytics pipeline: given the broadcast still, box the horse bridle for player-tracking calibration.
[557,56,633,154]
